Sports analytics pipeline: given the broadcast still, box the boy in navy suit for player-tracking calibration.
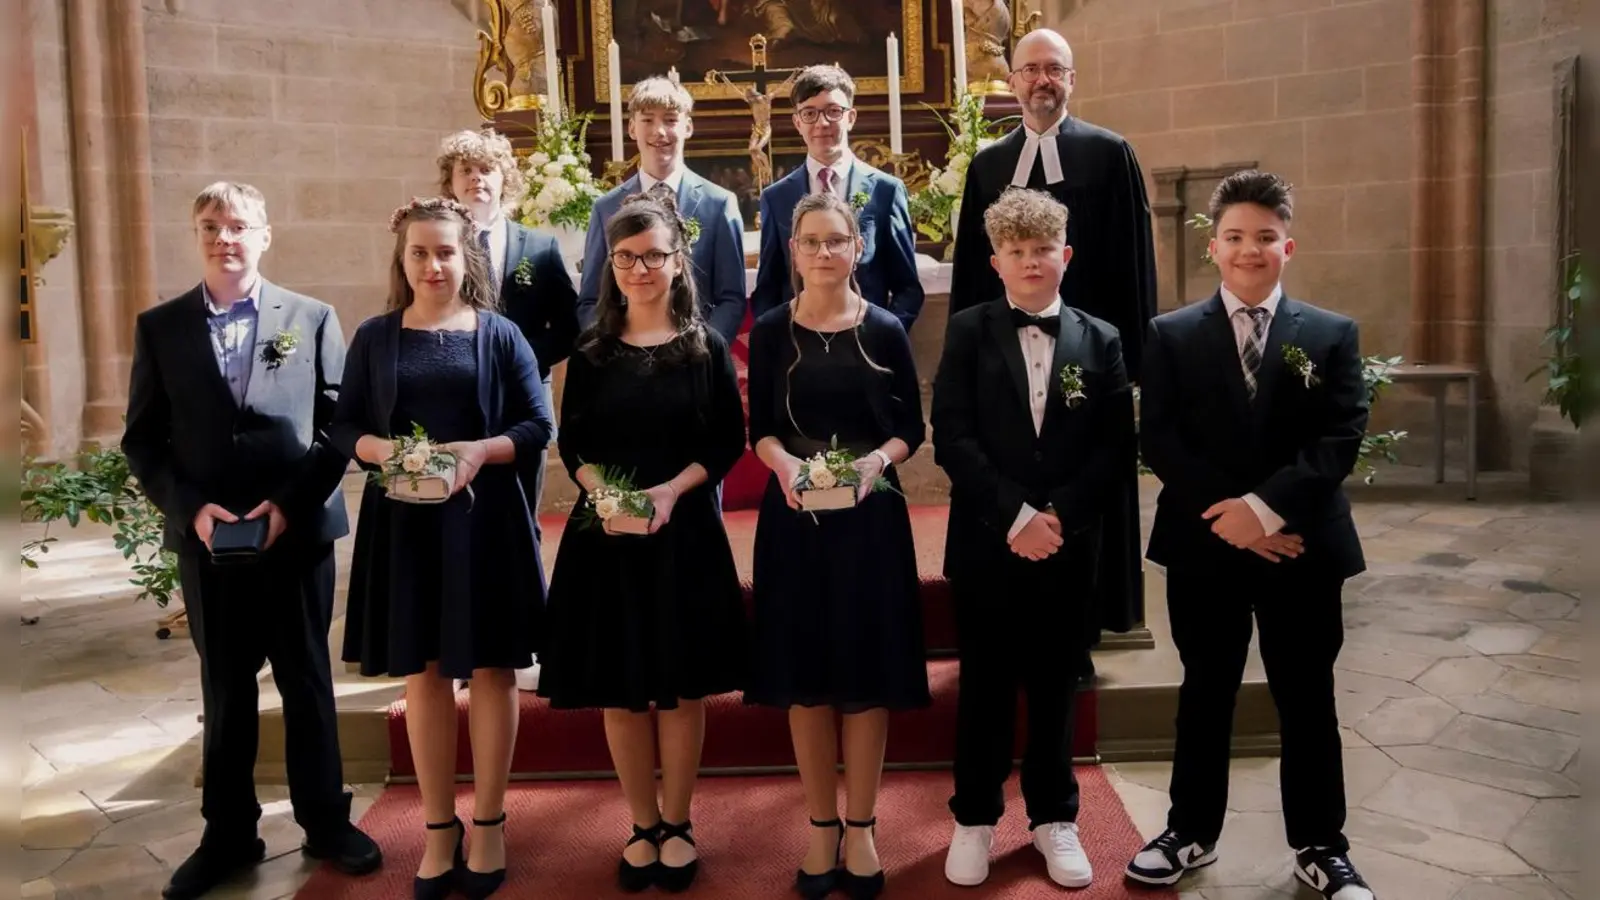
[1128,171,1376,900]
[749,64,923,330]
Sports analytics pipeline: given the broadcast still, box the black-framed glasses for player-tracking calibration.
[794,236,854,256]
[1014,64,1072,83]
[796,105,850,124]
[197,223,266,240]
[611,248,678,270]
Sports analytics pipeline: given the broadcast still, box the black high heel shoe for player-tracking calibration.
[459,813,508,900]
[617,821,661,893]
[794,817,842,900]
[655,820,700,893]
[839,817,885,900]
[414,817,466,900]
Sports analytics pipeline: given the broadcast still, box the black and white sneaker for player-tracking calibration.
[1123,829,1217,886]
[1293,847,1375,899]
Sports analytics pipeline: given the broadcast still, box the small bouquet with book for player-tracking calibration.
[791,436,896,513]
[373,423,459,504]
[580,464,655,534]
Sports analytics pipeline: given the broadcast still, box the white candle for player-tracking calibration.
[608,40,625,162]
[542,1,561,113]
[950,0,968,97]
[886,34,903,154]
[668,66,680,85]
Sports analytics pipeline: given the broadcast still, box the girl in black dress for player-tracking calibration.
[745,192,930,900]
[331,198,552,900]
[536,192,747,893]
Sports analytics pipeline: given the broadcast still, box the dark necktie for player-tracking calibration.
[1010,307,1061,337]
[477,228,499,287]
[649,181,675,203]
[1240,306,1270,400]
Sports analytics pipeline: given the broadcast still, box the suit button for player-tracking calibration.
[1034,451,1044,462]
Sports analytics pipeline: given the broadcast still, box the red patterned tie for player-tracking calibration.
[818,167,834,195]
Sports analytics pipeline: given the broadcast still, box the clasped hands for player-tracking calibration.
[1009,509,1064,562]
[1201,497,1304,563]
[601,482,678,536]
[192,499,285,553]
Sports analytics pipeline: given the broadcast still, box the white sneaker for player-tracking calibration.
[943,823,995,886]
[1033,821,1093,888]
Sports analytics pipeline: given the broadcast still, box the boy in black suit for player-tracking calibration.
[1127,170,1376,900]
[932,188,1135,890]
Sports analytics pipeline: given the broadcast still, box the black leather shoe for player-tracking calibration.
[794,817,842,900]
[162,838,267,900]
[302,821,384,876]
[617,821,661,893]
[839,817,885,900]
[459,812,509,900]
[413,818,466,900]
[655,819,699,893]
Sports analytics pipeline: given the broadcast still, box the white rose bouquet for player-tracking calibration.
[514,110,607,230]
[908,93,1016,245]
[579,464,655,535]
[373,423,459,504]
[791,436,898,513]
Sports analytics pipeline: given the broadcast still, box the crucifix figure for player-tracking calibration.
[705,34,802,226]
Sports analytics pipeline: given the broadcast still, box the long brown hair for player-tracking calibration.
[386,197,499,312]
[579,190,708,364]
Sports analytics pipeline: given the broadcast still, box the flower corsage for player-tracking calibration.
[791,436,898,514]
[258,328,300,371]
[580,464,655,534]
[1058,363,1087,409]
[373,423,458,504]
[1283,345,1320,388]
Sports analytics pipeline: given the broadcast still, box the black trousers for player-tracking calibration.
[179,540,347,844]
[948,551,1090,830]
[1165,562,1349,852]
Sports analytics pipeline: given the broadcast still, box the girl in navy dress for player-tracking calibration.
[536,192,747,892]
[745,192,930,900]
[331,198,552,900]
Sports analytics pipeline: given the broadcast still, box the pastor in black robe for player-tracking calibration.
[947,115,1158,641]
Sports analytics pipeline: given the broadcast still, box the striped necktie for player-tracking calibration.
[1240,306,1270,400]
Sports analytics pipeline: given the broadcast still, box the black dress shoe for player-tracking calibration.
[617,821,661,893]
[459,812,509,900]
[794,817,842,900]
[302,821,384,876]
[655,819,699,893]
[839,817,885,900]
[413,818,466,900]
[162,838,267,900]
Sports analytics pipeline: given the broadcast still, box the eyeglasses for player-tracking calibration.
[1013,64,1072,83]
[794,236,854,256]
[796,106,850,125]
[611,248,678,270]
[197,223,265,240]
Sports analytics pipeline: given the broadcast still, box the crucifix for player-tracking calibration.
[705,34,803,228]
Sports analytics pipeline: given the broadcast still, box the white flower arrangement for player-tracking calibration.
[514,110,608,231]
[908,94,1015,243]
[790,436,897,513]
[373,423,458,504]
[580,463,655,534]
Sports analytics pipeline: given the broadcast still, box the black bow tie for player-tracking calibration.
[1010,307,1060,336]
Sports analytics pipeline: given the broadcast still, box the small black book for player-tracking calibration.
[209,518,269,563]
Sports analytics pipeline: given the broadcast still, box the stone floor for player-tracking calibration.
[20,467,1587,899]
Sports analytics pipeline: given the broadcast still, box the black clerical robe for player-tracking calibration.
[947,116,1158,637]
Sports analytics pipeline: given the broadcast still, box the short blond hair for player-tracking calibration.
[983,188,1069,247]
[192,181,268,223]
[436,128,526,209]
[628,76,694,117]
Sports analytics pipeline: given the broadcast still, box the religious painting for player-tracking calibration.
[688,147,809,224]
[593,0,925,101]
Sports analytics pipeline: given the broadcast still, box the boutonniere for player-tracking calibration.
[849,190,870,212]
[258,328,300,371]
[1058,363,1087,408]
[682,216,702,248]
[1282,345,1320,388]
[512,257,535,287]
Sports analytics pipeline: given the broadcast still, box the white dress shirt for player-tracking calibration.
[806,152,854,195]
[1010,110,1070,187]
[1219,282,1287,536]
[1005,295,1062,541]
[639,167,686,197]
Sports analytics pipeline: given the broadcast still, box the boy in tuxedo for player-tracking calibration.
[1127,170,1376,900]
[748,64,924,330]
[931,188,1134,889]
[123,183,381,898]
[579,75,747,342]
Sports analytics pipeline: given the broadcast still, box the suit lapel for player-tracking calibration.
[1040,310,1089,435]
[985,302,1031,415]
[183,286,238,411]
[844,160,873,204]
[1200,292,1253,424]
[241,282,286,409]
[677,171,703,220]
[1250,297,1304,431]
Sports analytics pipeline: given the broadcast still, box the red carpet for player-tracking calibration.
[296,769,1175,899]
[388,660,1097,777]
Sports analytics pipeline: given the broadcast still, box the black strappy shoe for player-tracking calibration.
[414,817,466,900]
[459,813,508,900]
[839,817,885,900]
[617,821,661,893]
[655,819,700,893]
[794,817,842,900]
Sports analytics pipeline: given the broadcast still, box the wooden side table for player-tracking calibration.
[1387,363,1479,499]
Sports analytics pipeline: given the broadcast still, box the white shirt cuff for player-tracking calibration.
[1242,493,1285,536]
[1008,503,1039,541]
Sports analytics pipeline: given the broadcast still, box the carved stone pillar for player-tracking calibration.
[65,0,157,445]
[1407,0,1487,366]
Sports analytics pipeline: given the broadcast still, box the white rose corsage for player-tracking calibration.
[791,436,898,514]
[374,423,460,504]
[580,463,655,534]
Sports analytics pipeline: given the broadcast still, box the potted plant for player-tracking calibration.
[1527,255,1587,499]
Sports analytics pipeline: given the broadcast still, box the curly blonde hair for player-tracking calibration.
[982,187,1069,248]
[436,128,526,210]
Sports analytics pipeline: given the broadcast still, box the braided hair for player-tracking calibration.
[386,196,499,312]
